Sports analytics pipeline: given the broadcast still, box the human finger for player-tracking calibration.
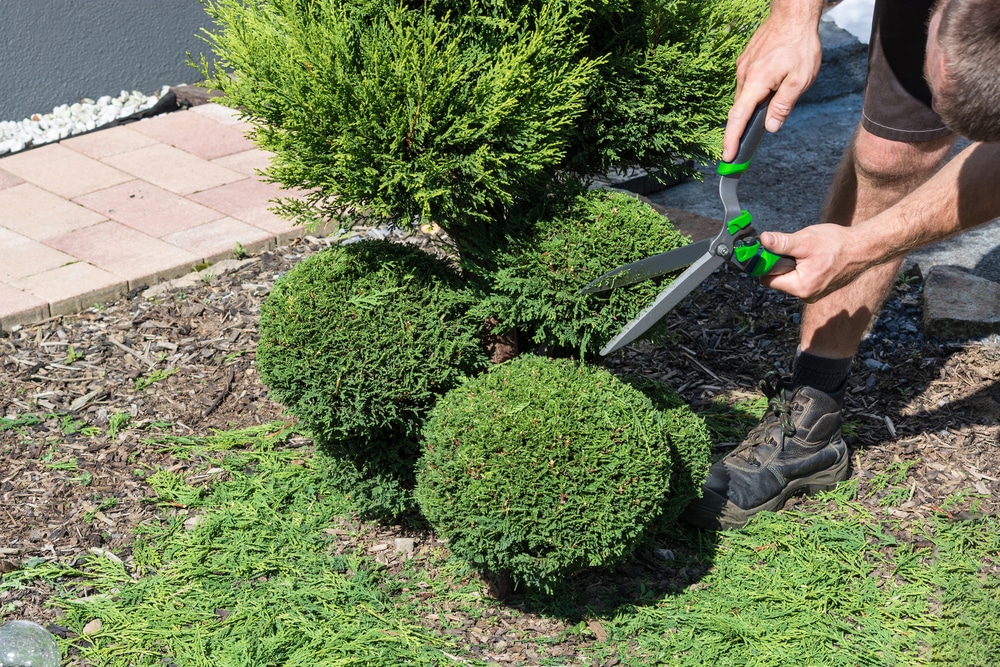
[722,82,775,162]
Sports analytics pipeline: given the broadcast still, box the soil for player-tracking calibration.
[2,231,998,665]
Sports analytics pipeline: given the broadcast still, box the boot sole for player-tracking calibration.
[685,443,851,531]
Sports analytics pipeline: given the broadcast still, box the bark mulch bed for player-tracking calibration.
[2,232,998,663]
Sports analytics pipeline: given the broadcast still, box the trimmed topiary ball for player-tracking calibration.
[415,354,710,591]
[257,240,489,481]
[476,188,691,357]
[619,374,713,526]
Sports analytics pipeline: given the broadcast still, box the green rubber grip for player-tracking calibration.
[734,242,782,276]
[726,210,753,235]
[718,160,750,176]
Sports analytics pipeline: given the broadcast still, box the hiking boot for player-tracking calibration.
[682,373,850,530]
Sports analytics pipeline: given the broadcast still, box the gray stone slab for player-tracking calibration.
[922,265,1000,339]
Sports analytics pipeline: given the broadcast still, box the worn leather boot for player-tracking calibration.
[682,373,850,530]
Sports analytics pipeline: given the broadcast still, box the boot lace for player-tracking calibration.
[734,372,796,464]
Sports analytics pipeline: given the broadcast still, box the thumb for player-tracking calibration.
[760,230,794,255]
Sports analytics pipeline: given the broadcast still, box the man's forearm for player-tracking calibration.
[759,142,1000,302]
[855,142,1000,269]
[767,0,824,27]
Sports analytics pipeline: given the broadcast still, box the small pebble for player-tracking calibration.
[0,87,172,156]
[82,618,103,635]
[394,537,415,556]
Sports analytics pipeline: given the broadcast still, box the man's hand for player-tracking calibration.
[757,226,873,302]
[722,1,824,162]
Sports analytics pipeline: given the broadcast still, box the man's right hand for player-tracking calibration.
[722,0,825,162]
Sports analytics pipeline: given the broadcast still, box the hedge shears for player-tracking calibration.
[580,96,792,356]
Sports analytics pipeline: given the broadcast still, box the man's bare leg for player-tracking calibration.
[682,126,956,530]
[800,126,955,359]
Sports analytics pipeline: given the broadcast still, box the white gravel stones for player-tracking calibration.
[0,86,173,156]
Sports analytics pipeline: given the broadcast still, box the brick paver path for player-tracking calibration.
[0,104,311,331]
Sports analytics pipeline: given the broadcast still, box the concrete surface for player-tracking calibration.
[0,2,214,120]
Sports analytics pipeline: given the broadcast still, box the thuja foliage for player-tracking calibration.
[198,0,766,264]
[620,373,711,526]
[414,355,711,591]
[256,240,488,482]
[476,188,690,357]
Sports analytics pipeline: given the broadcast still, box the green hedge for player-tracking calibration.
[621,373,713,527]
[199,0,766,265]
[256,240,489,480]
[415,355,710,591]
[477,189,690,357]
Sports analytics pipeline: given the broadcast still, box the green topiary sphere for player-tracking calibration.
[619,374,713,526]
[476,188,691,358]
[415,355,709,591]
[257,240,489,481]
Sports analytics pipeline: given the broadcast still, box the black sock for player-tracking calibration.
[791,348,852,396]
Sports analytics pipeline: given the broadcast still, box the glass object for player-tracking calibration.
[0,620,60,667]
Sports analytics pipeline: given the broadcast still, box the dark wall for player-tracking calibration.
[1,2,215,120]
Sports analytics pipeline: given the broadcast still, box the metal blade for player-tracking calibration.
[579,238,711,294]
[600,253,725,355]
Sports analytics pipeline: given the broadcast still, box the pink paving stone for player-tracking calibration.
[44,220,199,289]
[0,183,107,241]
[130,109,257,160]
[73,180,224,238]
[188,178,302,237]
[189,103,253,130]
[12,261,125,318]
[0,227,76,282]
[162,216,275,264]
[211,149,274,177]
[61,125,160,160]
[101,143,246,195]
[0,143,132,198]
[0,168,24,190]
[0,281,49,330]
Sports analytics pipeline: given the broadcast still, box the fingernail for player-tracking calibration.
[765,118,783,133]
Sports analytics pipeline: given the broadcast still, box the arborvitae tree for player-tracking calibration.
[201,0,762,547]
[256,240,488,481]
[199,0,766,266]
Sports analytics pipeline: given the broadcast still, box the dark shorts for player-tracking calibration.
[861,0,954,142]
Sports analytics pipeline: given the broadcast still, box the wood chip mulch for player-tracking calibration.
[1,232,998,663]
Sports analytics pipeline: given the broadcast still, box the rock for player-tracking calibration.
[394,537,415,556]
[82,618,103,635]
[922,265,1000,339]
[0,88,168,156]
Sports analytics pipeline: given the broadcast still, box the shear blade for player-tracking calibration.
[600,252,725,355]
[579,238,711,294]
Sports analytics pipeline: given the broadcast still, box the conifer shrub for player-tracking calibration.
[414,355,711,591]
[620,374,712,526]
[198,0,766,266]
[256,240,489,483]
[476,189,690,357]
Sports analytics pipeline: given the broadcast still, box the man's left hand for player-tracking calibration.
[758,225,871,302]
